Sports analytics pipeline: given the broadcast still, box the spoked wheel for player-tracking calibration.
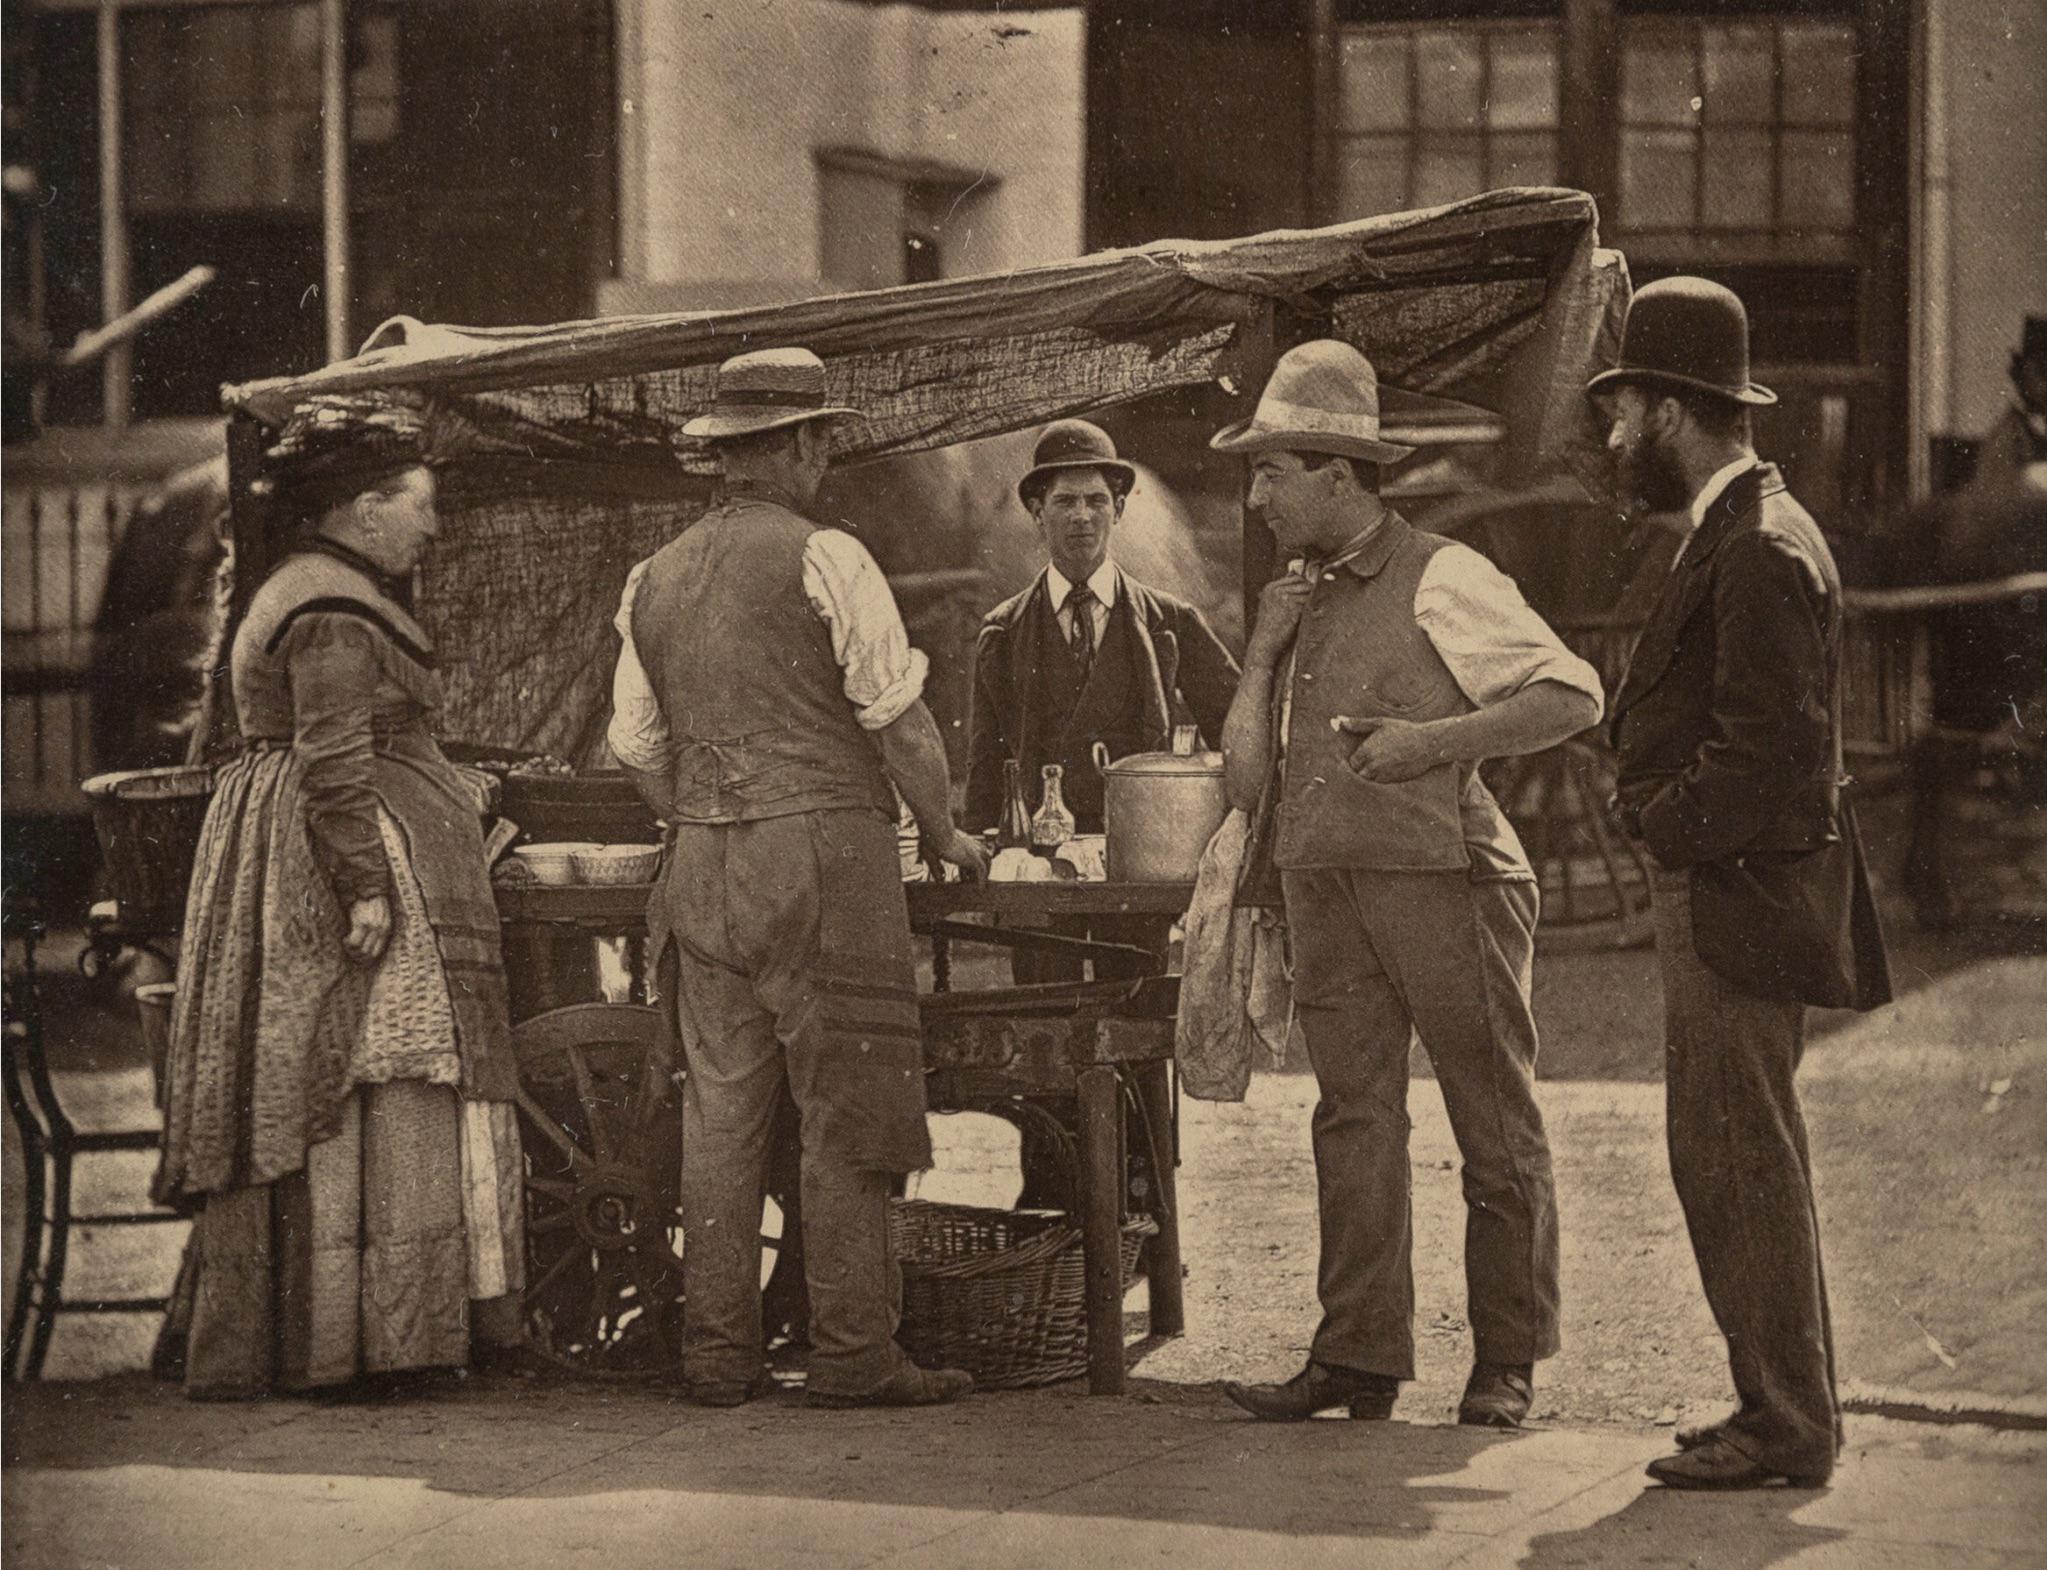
[1487,735,1655,951]
[511,1003,805,1378]
[514,1004,686,1376]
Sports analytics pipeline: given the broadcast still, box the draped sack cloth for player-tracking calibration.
[218,191,1628,764]
[1176,810,1295,1101]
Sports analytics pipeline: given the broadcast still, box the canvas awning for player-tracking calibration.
[220,187,1628,760]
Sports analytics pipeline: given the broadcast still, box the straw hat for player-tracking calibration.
[1017,420,1137,505]
[1585,276,1777,407]
[680,347,862,441]
[1210,340,1417,465]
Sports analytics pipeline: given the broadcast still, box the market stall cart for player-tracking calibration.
[194,188,1629,1393]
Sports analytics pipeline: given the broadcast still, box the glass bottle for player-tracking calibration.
[998,759,1033,850]
[1030,763,1076,853]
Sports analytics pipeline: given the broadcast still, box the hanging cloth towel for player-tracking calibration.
[1176,809,1294,1101]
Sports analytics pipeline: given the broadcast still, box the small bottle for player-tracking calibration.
[998,759,1033,850]
[1030,764,1076,853]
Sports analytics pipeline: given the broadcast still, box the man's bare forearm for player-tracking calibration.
[1419,681,1599,765]
[875,699,958,840]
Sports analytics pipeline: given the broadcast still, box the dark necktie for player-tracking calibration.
[1066,583,1097,673]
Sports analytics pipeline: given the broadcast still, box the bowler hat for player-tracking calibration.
[1018,420,1137,505]
[1586,277,1776,406]
[681,347,863,441]
[1209,340,1418,464]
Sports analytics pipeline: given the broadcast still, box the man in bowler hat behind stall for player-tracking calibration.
[965,419,1240,844]
[1594,278,1892,1490]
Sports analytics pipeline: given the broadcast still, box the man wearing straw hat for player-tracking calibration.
[609,346,986,1410]
[1592,278,1889,1490]
[1211,340,1603,1430]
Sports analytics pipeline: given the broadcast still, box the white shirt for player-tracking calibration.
[1285,522,1604,722]
[606,527,929,774]
[1045,559,1118,650]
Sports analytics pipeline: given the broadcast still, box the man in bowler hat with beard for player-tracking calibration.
[1593,278,1892,1490]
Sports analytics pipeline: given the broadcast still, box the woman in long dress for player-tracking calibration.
[155,443,525,1398]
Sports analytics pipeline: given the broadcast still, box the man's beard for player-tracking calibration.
[1616,427,1692,518]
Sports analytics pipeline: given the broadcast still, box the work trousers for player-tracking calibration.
[1653,870,1841,1477]
[665,817,909,1398]
[1283,867,1561,1379]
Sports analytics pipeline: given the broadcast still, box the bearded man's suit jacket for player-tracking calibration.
[1611,462,1891,1011]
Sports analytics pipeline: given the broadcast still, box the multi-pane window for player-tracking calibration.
[1336,23,1561,220]
[123,5,325,216]
[1616,16,1857,253]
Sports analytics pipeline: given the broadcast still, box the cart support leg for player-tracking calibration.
[1133,1058,1184,1338]
[1077,1066,1124,1395]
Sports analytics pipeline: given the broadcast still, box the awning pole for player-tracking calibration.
[320,0,352,363]
[96,0,130,428]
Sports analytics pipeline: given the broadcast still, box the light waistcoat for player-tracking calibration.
[1278,515,1527,876]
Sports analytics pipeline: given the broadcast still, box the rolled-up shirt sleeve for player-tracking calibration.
[606,558,675,774]
[284,612,390,903]
[803,529,928,731]
[1414,543,1605,718]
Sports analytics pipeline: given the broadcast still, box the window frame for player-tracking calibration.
[1333,18,1564,220]
[1613,11,1859,264]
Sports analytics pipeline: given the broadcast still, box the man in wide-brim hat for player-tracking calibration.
[1595,276,1891,1491]
[1211,338,1603,1431]
[609,346,986,1410]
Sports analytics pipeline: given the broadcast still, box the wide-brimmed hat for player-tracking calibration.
[1017,420,1138,505]
[1209,341,1418,465]
[680,347,863,441]
[1586,276,1777,407]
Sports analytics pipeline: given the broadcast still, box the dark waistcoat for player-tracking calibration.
[1025,592,1142,832]
[630,498,895,825]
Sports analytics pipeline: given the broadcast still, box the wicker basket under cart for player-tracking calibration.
[890,1198,1157,1389]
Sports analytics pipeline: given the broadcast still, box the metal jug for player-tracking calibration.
[1093,727,1229,883]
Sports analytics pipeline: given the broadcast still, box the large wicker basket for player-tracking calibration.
[80,767,214,931]
[890,1198,1157,1389]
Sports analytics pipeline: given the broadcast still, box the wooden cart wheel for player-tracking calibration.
[512,1003,801,1378]
[514,1004,687,1377]
[1485,735,1655,951]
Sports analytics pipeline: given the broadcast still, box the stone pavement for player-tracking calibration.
[5,1375,2043,1570]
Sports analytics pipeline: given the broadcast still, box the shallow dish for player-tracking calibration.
[571,843,663,886]
[512,841,602,886]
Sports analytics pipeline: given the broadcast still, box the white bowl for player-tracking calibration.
[570,843,663,886]
[512,841,602,886]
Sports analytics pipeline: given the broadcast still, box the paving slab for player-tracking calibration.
[11,1378,2041,1570]
[7,1465,500,1570]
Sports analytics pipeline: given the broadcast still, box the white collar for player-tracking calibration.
[1046,559,1119,612]
[1689,456,1759,530]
